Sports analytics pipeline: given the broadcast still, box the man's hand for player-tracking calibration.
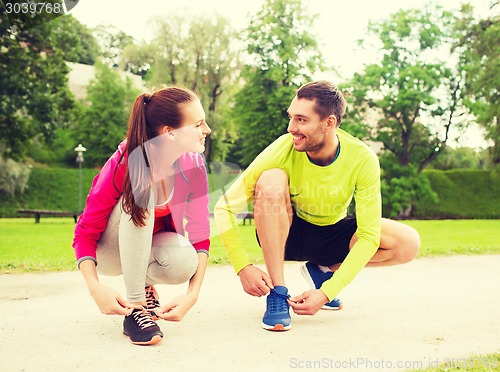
[238,264,274,297]
[288,289,329,316]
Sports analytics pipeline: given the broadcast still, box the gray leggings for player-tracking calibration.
[96,200,198,303]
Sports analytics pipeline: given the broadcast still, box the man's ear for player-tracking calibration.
[325,115,338,129]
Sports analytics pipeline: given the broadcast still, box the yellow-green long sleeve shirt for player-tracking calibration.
[214,129,381,300]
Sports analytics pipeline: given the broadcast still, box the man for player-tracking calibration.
[214,80,420,331]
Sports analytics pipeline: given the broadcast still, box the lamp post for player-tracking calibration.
[74,144,86,213]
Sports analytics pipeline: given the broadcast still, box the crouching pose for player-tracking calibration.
[73,86,211,344]
[215,80,420,331]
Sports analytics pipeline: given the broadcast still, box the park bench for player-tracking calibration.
[209,212,254,225]
[17,209,79,223]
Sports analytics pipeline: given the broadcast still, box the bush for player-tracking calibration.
[413,169,500,219]
[0,158,31,196]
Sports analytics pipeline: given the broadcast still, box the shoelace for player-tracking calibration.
[145,286,160,310]
[131,310,156,329]
[269,290,290,313]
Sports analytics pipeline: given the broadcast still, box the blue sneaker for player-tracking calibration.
[261,286,292,331]
[300,262,343,311]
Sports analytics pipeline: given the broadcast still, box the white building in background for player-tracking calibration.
[66,62,145,100]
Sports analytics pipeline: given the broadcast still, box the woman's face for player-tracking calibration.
[170,99,211,153]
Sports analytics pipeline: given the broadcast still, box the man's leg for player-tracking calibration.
[255,169,294,331]
[329,218,420,271]
[254,169,293,286]
[366,218,420,266]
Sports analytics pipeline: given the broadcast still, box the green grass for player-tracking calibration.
[408,353,500,371]
[0,218,499,274]
[402,219,500,256]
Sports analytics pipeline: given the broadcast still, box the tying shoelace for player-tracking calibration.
[130,309,157,329]
[268,289,290,312]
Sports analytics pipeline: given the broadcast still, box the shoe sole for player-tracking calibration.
[261,322,291,331]
[300,264,343,311]
[123,331,163,346]
[322,304,343,311]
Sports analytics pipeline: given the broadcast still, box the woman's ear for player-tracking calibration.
[163,126,175,139]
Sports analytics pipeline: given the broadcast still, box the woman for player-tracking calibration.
[73,86,211,345]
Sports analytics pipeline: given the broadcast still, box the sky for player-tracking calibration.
[70,0,494,148]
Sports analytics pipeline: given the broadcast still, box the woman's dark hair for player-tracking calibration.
[122,86,198,226]
[297,80,346,125]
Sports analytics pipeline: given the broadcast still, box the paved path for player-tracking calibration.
[1,255,499,371]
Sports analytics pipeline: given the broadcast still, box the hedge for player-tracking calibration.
[412,169,500,219]
[0,167,99,217]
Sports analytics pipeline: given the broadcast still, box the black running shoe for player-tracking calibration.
[123,308,163,345]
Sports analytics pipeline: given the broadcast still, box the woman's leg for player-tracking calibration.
[118,201,155,304]
[146,232,198,286]
[97,197,155,304]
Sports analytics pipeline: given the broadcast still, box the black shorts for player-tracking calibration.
[256,212,357,267]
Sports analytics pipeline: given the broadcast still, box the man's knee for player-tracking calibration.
[255,169,289,202]
[396,225,420,263]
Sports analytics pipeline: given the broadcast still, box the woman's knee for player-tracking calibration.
[149,233,198,284]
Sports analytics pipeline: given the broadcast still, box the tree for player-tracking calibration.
[124,13,240,162]
[343,5,470,216]
[93,23,135,68]
[46,14,100,65]
[0,8,74,161]
[230,0,324,166]
[75,63,139,167]
[457,3,499,165]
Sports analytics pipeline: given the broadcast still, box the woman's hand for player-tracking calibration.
[89,283,134,316]
[156,294,197,322]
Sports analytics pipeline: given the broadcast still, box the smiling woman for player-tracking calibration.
[72,86,212,345]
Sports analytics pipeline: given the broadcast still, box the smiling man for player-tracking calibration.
[214,80,420,331]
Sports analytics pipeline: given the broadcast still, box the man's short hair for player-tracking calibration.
[297,80,347,125]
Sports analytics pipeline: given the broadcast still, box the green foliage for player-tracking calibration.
[342,4,477,217]
[0,11,75,160]
[0,167,99,217]
[124,13,240,163]
[75,63,139,167]
[413,169,500,219]
[457,5,499,164]
[231,0,324,166]
[346,5,467,171]
[380,154,437,218]
[428,146,486,170]
[46,15,100,65]
[0,158,31,196]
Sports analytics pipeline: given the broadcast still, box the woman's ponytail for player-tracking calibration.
[122,94,153,226]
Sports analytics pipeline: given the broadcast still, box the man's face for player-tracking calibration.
[286,97,329,153]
